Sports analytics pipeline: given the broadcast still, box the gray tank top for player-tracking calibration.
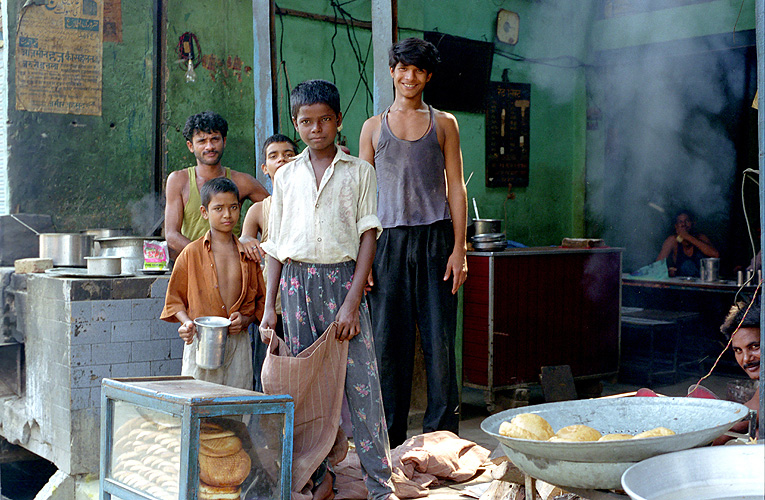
[375,106,451,228]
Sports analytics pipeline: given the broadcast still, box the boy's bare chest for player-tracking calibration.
[212,250,243,309]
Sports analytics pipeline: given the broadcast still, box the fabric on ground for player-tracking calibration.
[334,431,491,499]
[261,323,349,500]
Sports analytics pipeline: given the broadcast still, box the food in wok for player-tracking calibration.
[498,413,554,440]
[499,413,675,442]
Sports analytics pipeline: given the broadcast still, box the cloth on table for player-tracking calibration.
[629,259,670,280]
[260,323,349,500]
[334,431,491,499]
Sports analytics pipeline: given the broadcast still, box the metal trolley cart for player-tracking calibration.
[100,376,293,500]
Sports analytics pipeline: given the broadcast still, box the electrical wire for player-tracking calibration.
[693,281,761,390]
[733,168,760,305]
[494,47,591,69]
[330,0,374,117]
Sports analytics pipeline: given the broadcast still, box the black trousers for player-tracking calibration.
[369,220,460,447]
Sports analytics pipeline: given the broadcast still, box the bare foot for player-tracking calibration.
[311,472,335,500]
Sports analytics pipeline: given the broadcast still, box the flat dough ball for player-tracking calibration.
[498,413,554,440]
[634,427,675,439]
[598,433,633,441]
[553,424,602,442]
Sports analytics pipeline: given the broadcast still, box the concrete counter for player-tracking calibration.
[0,272,181,476]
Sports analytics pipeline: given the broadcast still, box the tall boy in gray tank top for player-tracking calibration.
[359,38,468,447]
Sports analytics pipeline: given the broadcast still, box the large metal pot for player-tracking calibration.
[81,228,131,254]
[39,233,93,267]
[96,236,161,274]
[473,218,502,235]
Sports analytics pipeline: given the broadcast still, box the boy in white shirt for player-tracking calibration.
[260,80,395,500]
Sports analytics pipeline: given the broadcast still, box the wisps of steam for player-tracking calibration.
[587,30,746,271]
[129,193,165,236]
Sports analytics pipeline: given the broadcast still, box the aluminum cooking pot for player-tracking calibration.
[96,236,162,274]
[473,219,502,235]
[81,228,132,254]
[39,233,93,267]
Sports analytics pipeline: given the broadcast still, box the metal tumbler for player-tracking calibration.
[700,258,719,282]
[194,316,230,369]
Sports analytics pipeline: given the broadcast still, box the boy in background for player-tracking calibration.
[359,37,468,446]
[261,80,395,500]
[161,177,265,390]
[241,134,298,389]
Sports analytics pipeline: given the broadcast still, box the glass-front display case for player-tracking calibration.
[100,377,293,500]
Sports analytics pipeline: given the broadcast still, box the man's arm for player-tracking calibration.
[239,202,264,263]
[165,170,193,256]
[336,229,376,341]
[438,112,468,294]
[233,171,269,204]
[358,115,381,290]
[678,231,719,258]
[656,236,675,261]
[259,255,282,338]
[358,115,381,166]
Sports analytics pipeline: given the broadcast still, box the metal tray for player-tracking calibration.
[472,232,506,242]
[45,267,133,278]
[481,397,749,490]
[621,444,764,500]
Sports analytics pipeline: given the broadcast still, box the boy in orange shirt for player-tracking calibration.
[161,177,265,390]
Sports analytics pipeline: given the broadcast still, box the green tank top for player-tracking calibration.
[181,167,242,240]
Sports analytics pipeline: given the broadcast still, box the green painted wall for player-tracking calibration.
[164,1,258,182]
[5,0,752,247]
[7,0,156,232]
[275,0,597,246]
[271,0,375,154]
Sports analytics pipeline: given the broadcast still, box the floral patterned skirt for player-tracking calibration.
[280,259,394,499]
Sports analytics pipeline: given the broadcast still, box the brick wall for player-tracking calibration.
[0,274,182,474]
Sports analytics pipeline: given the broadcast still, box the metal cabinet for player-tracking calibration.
[100,376,293,500]
[462,248,622,410]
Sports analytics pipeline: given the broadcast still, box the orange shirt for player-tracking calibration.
[161,231,265,323]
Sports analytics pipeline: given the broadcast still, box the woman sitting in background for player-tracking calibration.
[656,210,719,277]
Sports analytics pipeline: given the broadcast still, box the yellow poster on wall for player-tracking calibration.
[15,0,103,116]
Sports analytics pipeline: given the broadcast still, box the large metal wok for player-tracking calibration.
[481,397,749,490]
[621,444,764,500]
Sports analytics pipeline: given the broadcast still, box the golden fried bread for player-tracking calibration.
[200,435,243,457]
[198,449,251,487]
[598,433,633,441]
[198,482,241,500]
[553,424,602,442]
[634,427,675,439]
[498,413,554,440]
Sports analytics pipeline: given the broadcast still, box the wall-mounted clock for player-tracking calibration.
[497,9,519,45]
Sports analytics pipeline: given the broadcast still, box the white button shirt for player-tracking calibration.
[261,147,382,264]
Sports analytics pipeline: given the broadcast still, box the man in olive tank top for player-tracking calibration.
[359,38,468,446]
[165,111,268,257]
